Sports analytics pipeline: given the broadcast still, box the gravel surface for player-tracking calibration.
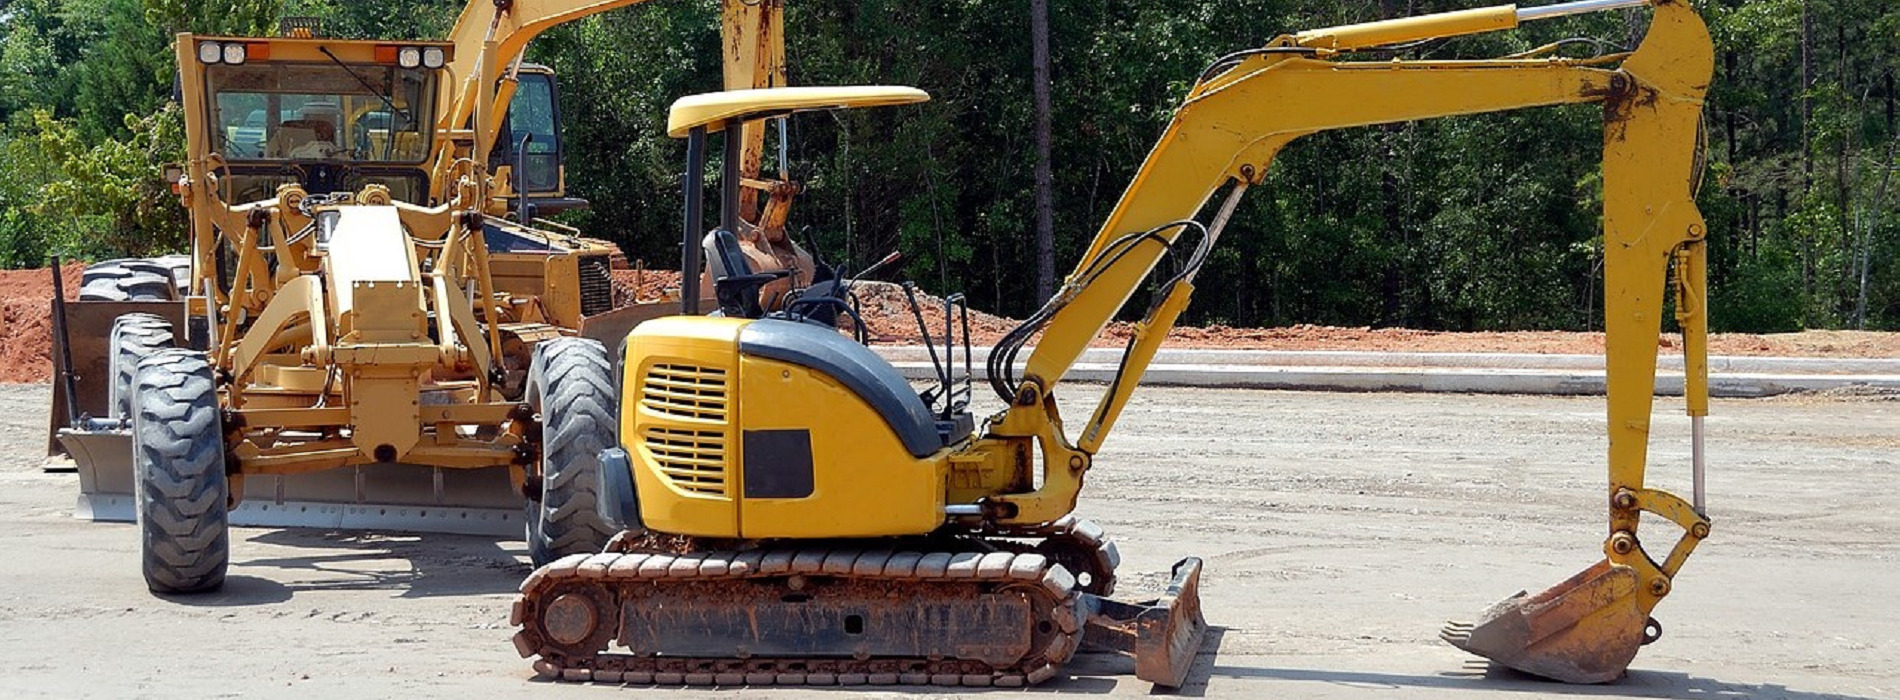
[0,382,1894,699]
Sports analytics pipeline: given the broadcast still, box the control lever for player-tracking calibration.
[845,250,903,293]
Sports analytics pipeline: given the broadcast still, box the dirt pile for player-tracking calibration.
[855,283,1900,358]
[0,263,84,384]
[0,263,1893,384]
[849,282,1019,344]
[610,268,683,307]
[1097,323,1900,357]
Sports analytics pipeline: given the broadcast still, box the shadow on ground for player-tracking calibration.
[160,528,527,606]
[1056,627,1881,700]
[1196,664,1884,700]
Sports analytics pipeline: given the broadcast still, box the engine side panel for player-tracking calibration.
[623,316,748,537]
[734,353,944,539]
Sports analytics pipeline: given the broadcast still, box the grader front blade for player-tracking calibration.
[51,295,528,537]
[1440,559,1650,683]
[62,425,525,537]
[44,299,179,459]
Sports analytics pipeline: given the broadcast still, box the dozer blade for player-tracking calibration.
[576,298,711,348]
[1082,556,1208,688]
[59,426,133,519]
[60,427,524,537]
[1441,558,1648,684]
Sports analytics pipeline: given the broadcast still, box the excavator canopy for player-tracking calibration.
[666,85,929,137]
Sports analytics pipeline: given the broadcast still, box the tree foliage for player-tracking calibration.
[1,0,1895,333]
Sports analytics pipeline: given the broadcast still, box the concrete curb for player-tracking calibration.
[874,346,1900,397]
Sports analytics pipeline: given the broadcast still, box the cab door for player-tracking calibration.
[493,65,587,217]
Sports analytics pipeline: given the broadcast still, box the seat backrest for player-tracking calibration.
[269,125,319,158]
[702,228,753,281]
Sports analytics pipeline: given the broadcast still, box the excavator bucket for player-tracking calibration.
[1441,559,1649,684]
[1082,557,1208,688]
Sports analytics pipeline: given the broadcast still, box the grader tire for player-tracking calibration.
[80,258,178,301]
[524,338,617,566]
[150,254,192,297]
[108,314,175,421]
[132,350,230,594]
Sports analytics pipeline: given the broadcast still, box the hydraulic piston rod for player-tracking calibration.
[1296,0,1651,51]
[1518,0,1650,22]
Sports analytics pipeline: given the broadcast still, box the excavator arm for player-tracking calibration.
[723,0,787,222]
[430,0,787,201]
[973,0,1713,683]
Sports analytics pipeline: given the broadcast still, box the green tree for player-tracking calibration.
[21,106,188,258]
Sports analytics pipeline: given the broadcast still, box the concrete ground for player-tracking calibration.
[0,382,1893,699]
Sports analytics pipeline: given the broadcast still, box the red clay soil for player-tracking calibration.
[2,264,1893,384]
[853,281,1900,359]
[609,268,683,307]
[0,263,84,384]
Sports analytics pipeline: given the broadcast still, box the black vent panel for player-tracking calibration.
[578,254,613,317]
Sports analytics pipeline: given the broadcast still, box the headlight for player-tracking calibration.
[197,41,222,64]
[421,46,446,69]
[221,43,246,65]
[397,46,422,69]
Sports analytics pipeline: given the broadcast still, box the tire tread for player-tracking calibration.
[526,338,617,566]
[133,350,229,594]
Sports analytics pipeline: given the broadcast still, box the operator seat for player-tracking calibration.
[269,121,322,158]
[274,103,342,159]
[702,228,782,318]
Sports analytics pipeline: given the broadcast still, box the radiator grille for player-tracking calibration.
[644,427,726,495]
[578,254,613,317]
[641,363,728,421]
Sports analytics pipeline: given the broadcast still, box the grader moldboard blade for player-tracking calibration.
[1440,558,1653,684]
[53,301,708,537]
[1082,556,1208,688]
[61,428,526,536]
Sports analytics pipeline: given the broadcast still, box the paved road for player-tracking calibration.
[0,383,1893,699]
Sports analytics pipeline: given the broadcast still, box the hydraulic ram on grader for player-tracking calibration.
[511,0,1714,688]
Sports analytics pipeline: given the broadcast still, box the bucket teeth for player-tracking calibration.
[1438,620,1474,645]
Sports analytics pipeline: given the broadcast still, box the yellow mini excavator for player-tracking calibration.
[512,0,1714,687]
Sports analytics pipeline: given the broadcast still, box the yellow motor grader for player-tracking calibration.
[45,0,806,593]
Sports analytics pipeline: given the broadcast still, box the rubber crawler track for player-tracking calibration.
[512,546,1089,687]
